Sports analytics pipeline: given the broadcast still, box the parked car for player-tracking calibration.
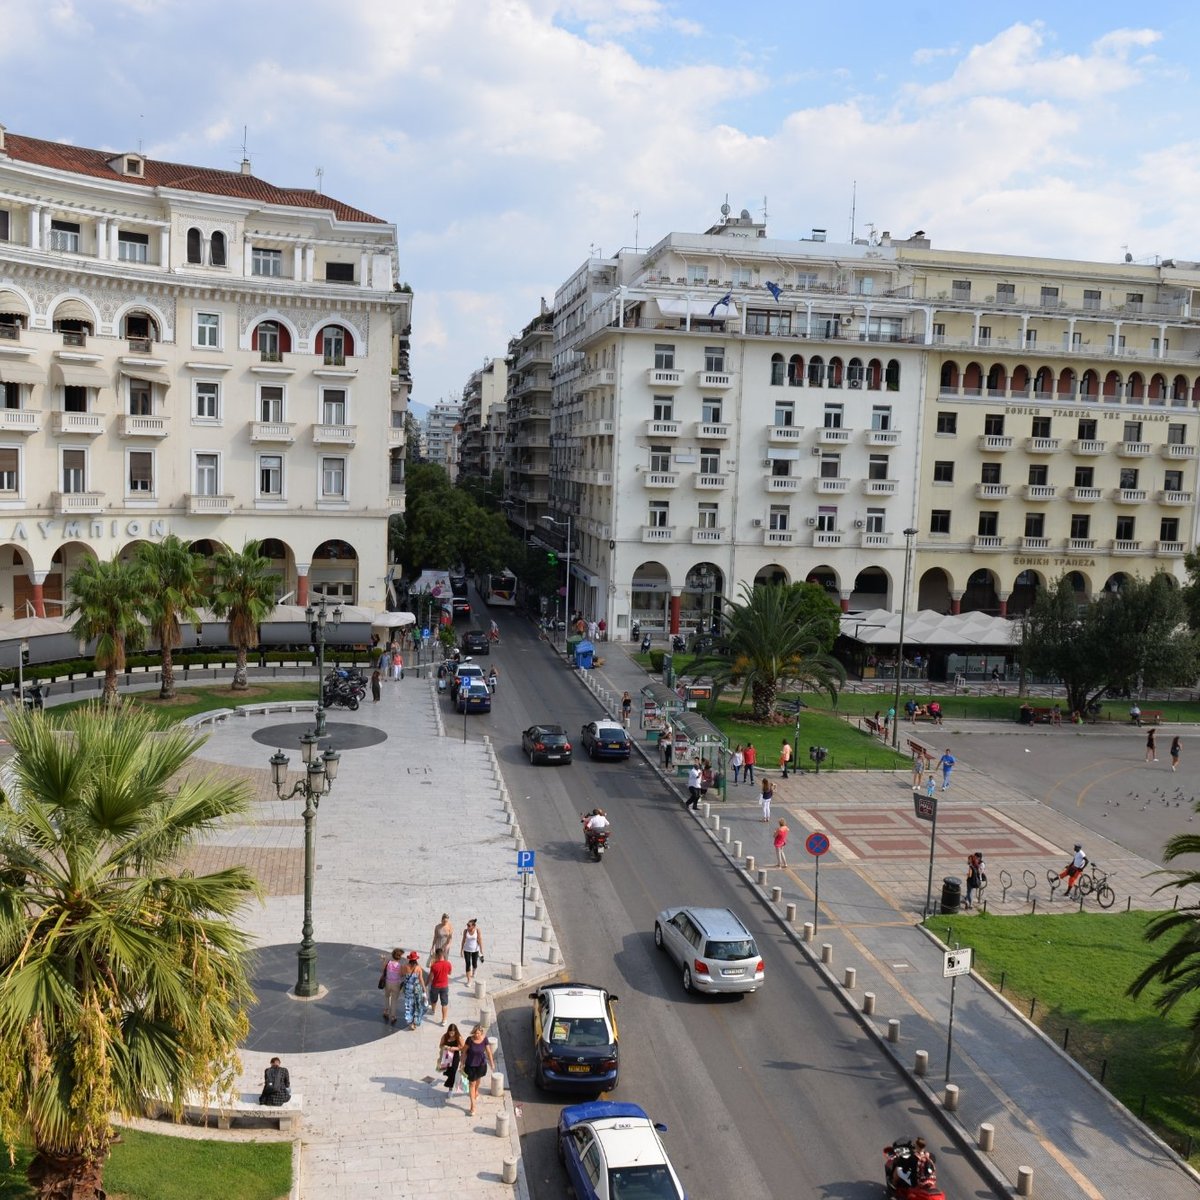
[580,721,632,761]
[456,679,492,713]
[522,724,573,765]
[558,1101,685,1200]
[653,906,764,995]
[461,629,490,655]
[449,662,485,700]
[530,982,619,1092]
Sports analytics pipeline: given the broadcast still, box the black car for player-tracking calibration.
[522,724,573,765]
[461,629,490,655]
[530,982,619,1093]
[451,597,472,621]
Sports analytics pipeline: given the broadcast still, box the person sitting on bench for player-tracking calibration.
[259,1057,291,1106]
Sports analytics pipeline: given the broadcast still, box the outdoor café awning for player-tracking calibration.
[839,608,1020,648]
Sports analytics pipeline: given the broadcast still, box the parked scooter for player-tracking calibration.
[322,679,361,711]
[670,634,687,652]
[640,634,652,654]
[631,621,641,642]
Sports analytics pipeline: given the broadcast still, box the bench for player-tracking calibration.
[862,717,883,737]
[1131,710,1164,726]
[906,738,932,760]
[145,1091,303,1133]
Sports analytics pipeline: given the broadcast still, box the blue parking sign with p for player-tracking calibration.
[517,850,535,874]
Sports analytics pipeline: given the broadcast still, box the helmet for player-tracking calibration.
[1074,843,1082,851]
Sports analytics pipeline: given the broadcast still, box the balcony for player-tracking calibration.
[691,526,727,544]
[311,423,357,446]
[645,368,683,387]
[977,435,1014,451]
[1072,439,1107,455]
[1162,443,1197,460]
[583,470,613,486]
[1159,489,1194,505]
[971,535,1004,551]
[581,368,615,390]
[1115,488,1147,503]
[118,414,167,438]
[767,477,800,492]
[1112,539,1142,555]
[767,425,804,443]
[1157,540,1186,557]
[641,525,675,542]
[387,494,405,511]
[1068,538,1096,552]
[0,409,41,433]
[644,419,680,438]
[387,426,404,448]
[864,479,897,495]
[866,430,900,446]
[126,337,157,354]
[1068,486,1101,502]
[816,427,851,445]
[763,529,794,545]
[1025,437,1061,454]
[250,421,296,444]
[861,531,892,547]
[696,422,730,439]
[697,371,733,389]
[51,491,102,515]
[642,472,679,488]
[1021,536,1051,550]
[579,419,614,437]
[694,473,729,490]
[187,493,233,516]
[51,412,104,436]
[974,482,1009,499]
[1117,441,1152,457]
[1021,484,1057,501]
[816,477,849,494]
[813,530,843,547]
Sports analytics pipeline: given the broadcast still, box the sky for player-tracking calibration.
[4,0,1200,411]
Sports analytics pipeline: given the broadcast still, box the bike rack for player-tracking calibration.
[1022,868,1036,905]
[999,868,1013,904]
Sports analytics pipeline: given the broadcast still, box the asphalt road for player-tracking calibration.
[463,600,1000,1200]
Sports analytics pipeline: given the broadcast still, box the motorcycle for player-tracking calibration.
[883,1140,944,1200]
[670,634,686,652]
[640,634,652,654]
[631,621,641,642]
[581,816,610,863]
[322,680,361,711]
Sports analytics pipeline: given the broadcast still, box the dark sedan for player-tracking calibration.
[461,629,490,655]
[522,724,572,765]
[530,982,619,1093]
[580,721,632,760]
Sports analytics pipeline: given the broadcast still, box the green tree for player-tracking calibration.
[691,582,846,722]
[0,705,259,1199]
[209,541,278,690]
[65,555,147,708]
[784,581,841,651]
[1180,549,1200,632]
[136,535,205,701]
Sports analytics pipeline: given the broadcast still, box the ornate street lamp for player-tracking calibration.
[306,595,343,738]
[271,734,341,998]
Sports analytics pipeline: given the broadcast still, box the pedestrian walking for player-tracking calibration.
[427,948,453,1024]
[686,762,702,810]
[885,706,895,739]
[462,1024,496,1118]
[436,1023,466,1101]
[461,918,484,983]
[773,818,789,868]
[779,739,793,778]
[700,760,714,801]
[401,951,427,1029]
[370,668,382,703]
[380,947,406,1025]
[759,777,774,823]
[938,749,956,790]
[730,744,744,785]
[1170,735,1182,772]
[743,742,756,784]
[661,735,674,770]
[911,748,925,789]
[964,852,983,909]
[621,691,632,727]
[1145,727,1158,763]
[925,773,936,799]
[429,913,454,966]
[391,648,404,682]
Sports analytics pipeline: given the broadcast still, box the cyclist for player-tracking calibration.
[1058,843,1087,897]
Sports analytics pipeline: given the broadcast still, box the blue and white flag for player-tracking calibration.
[709,291,732,317]
[765,280,782,303]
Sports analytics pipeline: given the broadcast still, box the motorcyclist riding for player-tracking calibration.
[582,808,611,858]
[884,1137,941,1199]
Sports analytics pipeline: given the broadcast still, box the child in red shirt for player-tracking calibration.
[427,949,453,1024]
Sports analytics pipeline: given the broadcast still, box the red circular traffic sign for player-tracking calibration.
[805,832,830,857]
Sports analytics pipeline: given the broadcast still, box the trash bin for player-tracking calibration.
[939,876,962,915]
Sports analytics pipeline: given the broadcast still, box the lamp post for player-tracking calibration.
[892,527,919,749]
[542,514,572,650]
[306,595,343,739]
[691,565,715,638]
[270,733,341,998]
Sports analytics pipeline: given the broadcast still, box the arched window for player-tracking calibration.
[316,324,354,363]
[940,362,958,390]
[769,353,785,386]
[847,358,864,388]
[186,227,202,264]
[807,355,825,387]
[210,231,227,267]
[252,320,292,361]
[885,359,901,391]
[787,354,803,386]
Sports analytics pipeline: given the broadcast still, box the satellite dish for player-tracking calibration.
[720,203,731,217]
[740,208,751,220]
[1124,252,1133,262]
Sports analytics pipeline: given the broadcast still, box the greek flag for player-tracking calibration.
[765,280,782,302]
[709,291,732,317]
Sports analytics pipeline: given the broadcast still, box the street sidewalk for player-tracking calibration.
[586,640,1200,1200]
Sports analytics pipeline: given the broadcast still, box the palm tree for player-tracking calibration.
[691,582,846,723]
[209,541,278,690]
[1128,828,1200,1067]
[0,705,260,1199]
[137,535,205,701]
[65,554,147,707]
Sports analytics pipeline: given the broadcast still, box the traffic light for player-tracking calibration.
[547,551,558,566]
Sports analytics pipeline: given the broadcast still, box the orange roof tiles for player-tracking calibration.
[2,132,385,224]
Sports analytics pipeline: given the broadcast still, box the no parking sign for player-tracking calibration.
[806,831,830,931]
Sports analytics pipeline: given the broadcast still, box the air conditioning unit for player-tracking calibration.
[854,519,866,528]
[849,379,862,388]
[807,517,818,526]
[812,447,821,456]
[751,518,763,527]
[762,458,773,467]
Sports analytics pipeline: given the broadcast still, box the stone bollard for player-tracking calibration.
[722,827,731,845]
[533,904,545,922]
[495,1110,509,1139]
[511,962,523,981]
[549,945,562,964]
[502,1159,518,1185]
[701,802,710,819]
[979,1123,995,1153]
[512,824,522,842]
[914,1050,928,1077]
[541,925,553,943]
[475,979,487,1000]
[745,855,756,873]
[733,840,743,858]
[944,1083,960,1112]
[479,1006,491,1029]
[529,884,540,903]
[490,1072,505,1097]
[503,807,513,824]
[756,869,768,887]
[843,967,857,989]
[1016,1166,1033,1197]
[821,943,833,965]
[710,813,721,831]
[770,886,782,904]
[785,903,797,924]
[863,992,876,1015]
[802,922,814,943]
[887,1018,900,1043]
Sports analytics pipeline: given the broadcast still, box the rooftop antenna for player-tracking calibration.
[137,114,144,155]
[762,195,768,226]
[315,165,324,192]
[633,208,639,252]
[849,179,857,242]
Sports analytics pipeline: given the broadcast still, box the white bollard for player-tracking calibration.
[510,962,523,981]
[475,979,487,1000]
[489,1072,505,1097]
[785,903,797,923]
[802,922,814,943]
[821,943,833,965]
[549,945,562,964]
[914,1050,928,1077]
[745,855,756,873]
[887,1018,900,1043]
[541,925,553,943]
[479,1006,491,1029]
[495,1110,509,1138]
[733,840,743,858]
[533,904,545,922]
[756,869,768,886]
[978,1123,995,1153]
[711,813,721,831]
[770,886,782,903]
[844,967,857,989]
[1016,1166,1033,1196]
[722,827,731,844]
[502,1159,518,1185]
[863,992,876,1015]
[944,1083,960,1111]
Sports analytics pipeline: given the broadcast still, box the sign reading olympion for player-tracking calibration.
[0,518,171,543]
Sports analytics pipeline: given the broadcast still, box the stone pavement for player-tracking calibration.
[585,640,1200,1200]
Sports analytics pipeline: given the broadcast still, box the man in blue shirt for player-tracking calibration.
[938,749,956,791]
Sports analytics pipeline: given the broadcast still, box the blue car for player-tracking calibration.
[558,1101,686,1200]
[456,680,491,713]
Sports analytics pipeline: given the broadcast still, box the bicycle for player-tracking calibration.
[1046,862,1115,908]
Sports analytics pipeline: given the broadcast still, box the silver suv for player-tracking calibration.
[653,906,764,994]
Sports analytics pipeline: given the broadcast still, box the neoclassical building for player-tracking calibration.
[0,124,409,617]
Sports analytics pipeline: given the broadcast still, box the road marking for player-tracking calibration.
[984,806,1062,854]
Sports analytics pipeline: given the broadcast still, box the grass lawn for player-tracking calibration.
[0,1129,292,1200]
[924,910,1200,1156]
[52,681,321,722]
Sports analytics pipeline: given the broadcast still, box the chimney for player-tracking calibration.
[240,158,252,175]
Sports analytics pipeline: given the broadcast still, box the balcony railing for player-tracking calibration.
[1112,539,1142,554]
[977,435,1013,451]
[1068,538,1096,551]
[251,421,296,443]
[118,414,167,438]
[1159,489,1193,505]
[1022,484,1056,500]
[813,530,842,546]
[644,420,680,437]
[0,324,19,341]
[972,535,1004,551]
[767,425,803,443]
[861,531,892,547]
[864,479,897,495]
[816,427,851,444]
[641,525,674,541]
[1162,443,1197,459]
[1072,440,1106,455]
[1157,541,1185,556]
[646,368,683,387]
[1026,437,1061,454]
[695,473,729,489]
[764,529,794,545]
[696,422,730,439]
[867,430,900,446]
[1068,486,1101,502]
[766,477,800,492]
[51,491,102,514]
[61,330,87,347]
[0,409,41,433]
[1117,441,1151,457]
[697,371,733,389]
[816,477,849,494]
[1115,488,1147,503]
[642,472,679,488]
[126,337,154,354]
[311,423,357,446]
[187,493,233,515]
[1021,536,1051,550]
[975,483,1009,499]
[51,412,103,436]
[691,527,726,543]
